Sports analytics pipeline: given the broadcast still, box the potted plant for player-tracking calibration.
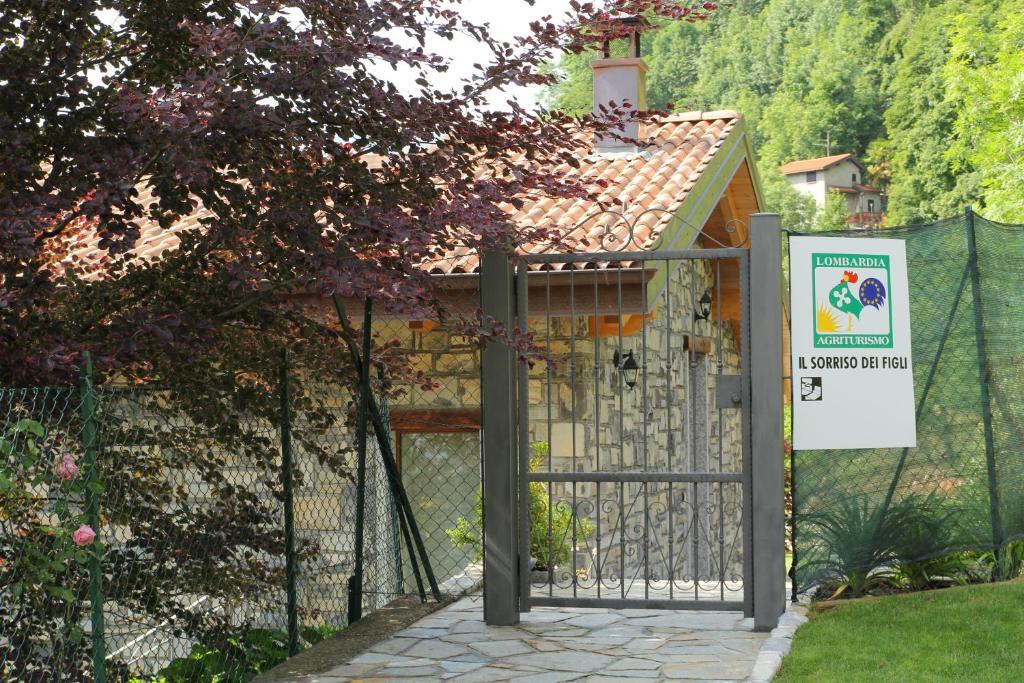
[446,442,594,582]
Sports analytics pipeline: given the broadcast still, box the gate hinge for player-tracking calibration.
[715,374,743,409]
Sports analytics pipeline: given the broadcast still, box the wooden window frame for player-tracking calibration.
[390,408,482,469]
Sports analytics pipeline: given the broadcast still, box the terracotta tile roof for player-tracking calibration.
[431,110,741,273]
[54,183,213,280]
[778,153,854,175]
[57,110,741,277]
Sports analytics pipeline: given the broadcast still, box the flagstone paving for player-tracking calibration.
[312,597,777,682]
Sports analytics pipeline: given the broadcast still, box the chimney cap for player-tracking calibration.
[600,15,644,59]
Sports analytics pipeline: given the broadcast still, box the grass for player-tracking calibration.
[776,579,1024,683]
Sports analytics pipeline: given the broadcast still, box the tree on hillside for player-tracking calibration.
[878,2,975,224]
[761,170,818,233]
[544,0,896,226]
[544,0,1024,228]
[815,190,849,231]
[945,5,1024,222]
[756,10,887,168]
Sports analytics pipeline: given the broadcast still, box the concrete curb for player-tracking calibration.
[746,603,808,683]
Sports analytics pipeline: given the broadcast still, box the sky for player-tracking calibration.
[373,0,576,110]
[93,1,579,110]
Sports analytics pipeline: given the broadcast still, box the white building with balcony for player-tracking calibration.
[779,153,885,228]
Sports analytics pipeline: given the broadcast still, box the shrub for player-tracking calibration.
[0,418,103,681]
[148,626,341,683]
[895,552,973,591]
[1,383,350,681]
[976,539,1024,581]
[891,501,971,590]
[800,496,923,598]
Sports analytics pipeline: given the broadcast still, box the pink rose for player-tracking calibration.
[72,525,96,547]
[54,454,79,481]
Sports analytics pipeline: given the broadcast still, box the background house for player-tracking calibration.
[779,153,885,228]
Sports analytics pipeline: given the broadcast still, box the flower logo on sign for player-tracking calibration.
[832,288,852,307]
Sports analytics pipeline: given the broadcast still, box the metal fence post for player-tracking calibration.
[279,351,299,656]
[965,207,1005,576]
[788,420,798,604]
[348,298,373,623]
[749,214,785,631]
[79,352,107,683]
[481,249,519,626]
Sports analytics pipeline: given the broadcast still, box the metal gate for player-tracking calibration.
[514,248,752,613]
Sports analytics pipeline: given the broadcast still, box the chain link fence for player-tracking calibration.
[790,211,1024,593]
[0,355,479,682]
[385,322,485,597]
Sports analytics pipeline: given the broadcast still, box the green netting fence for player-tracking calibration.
[0,356,480,682]
[790,210,1024,593]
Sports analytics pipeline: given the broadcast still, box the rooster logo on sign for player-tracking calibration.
[825,270,887,331]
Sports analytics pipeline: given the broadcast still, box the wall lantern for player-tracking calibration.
[612,349,640,390]
[693,290,712,322]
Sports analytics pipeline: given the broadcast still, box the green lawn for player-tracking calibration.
[776,580,1024,683]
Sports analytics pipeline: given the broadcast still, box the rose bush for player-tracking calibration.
[0,417,103,681]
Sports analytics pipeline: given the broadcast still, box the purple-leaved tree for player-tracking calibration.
[0,2,720,679]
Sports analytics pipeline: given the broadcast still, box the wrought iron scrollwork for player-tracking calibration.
[534,203,750,256]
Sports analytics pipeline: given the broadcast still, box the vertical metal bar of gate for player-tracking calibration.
[665,260,676,601]
[592,268,602,600]
[687,265,699,600]
[715,259,726,601]
[516,262,531,612]
[740,248,755,619]
[569,267,579,600]
[640,262,650,599]
[616,266,626,599]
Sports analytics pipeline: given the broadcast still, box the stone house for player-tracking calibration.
[330,46,770,592]
[62,26,769,625]
[780,153,885,228]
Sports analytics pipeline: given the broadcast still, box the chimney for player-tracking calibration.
[592,17,647,153]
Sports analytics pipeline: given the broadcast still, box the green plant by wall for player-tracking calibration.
[890,502,970,591]
[976,539,1024,582]
[447,442,594,571]
[800,496,922,598]
[141,626,342,683]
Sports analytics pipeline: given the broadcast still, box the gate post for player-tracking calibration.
[481,249,520,625]
[749,213,786,631]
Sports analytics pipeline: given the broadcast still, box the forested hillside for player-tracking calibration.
[544,0,1024,229]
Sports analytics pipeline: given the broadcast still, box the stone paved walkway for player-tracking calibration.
[315,597,771,682]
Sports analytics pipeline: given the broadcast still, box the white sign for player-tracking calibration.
[789,236,916,450]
